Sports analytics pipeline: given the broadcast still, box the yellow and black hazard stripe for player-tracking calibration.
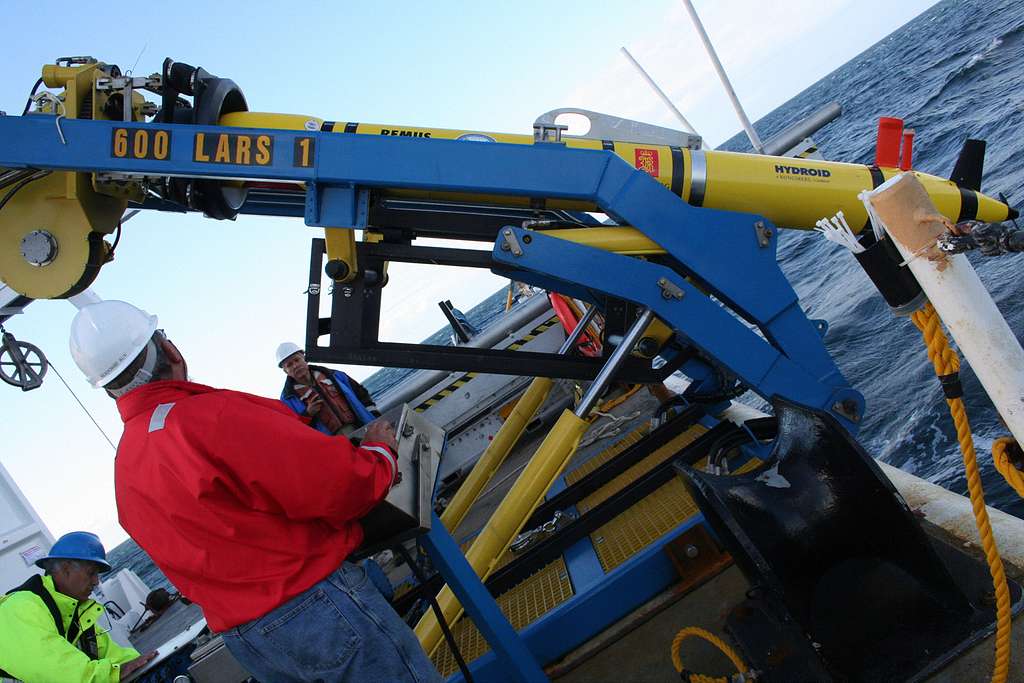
[413,317,561,412]
[414,372,479,412]
[506,317,559,352]
[319,121,359,134]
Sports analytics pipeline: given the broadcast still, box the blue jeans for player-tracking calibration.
[222,563,443,683]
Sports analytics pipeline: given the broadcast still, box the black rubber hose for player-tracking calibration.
[0,171,51,213]
[22,78,43,115]
[708,417,778,470]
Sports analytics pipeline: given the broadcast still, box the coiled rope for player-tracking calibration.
[911,302,1011,683]
[992,437,1024,498]
[670,626,748,683]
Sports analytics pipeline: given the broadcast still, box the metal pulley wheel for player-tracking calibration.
[0,331,48,391]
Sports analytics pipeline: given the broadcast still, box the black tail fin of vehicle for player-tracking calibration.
[950,138,986,191]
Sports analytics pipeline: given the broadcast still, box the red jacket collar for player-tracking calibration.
[116,380,218,423]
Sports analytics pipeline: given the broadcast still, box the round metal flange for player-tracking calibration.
[20,229,59,266]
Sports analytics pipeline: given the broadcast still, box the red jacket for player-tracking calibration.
[114,381,397,632]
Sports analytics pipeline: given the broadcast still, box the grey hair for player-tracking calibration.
[39,558,80,575]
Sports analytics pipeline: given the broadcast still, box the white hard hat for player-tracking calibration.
[70,301,158,388]
[275,342,303,366]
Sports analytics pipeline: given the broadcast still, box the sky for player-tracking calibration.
[1,0,939,550]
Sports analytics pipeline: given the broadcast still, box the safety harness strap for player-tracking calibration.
[0,574,99,677]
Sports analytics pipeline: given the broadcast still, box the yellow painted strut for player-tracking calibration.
[440,377,555,534]
[415,308,657,655]
[415,408,590,654]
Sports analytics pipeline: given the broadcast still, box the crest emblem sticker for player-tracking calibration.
[635,148,659,177]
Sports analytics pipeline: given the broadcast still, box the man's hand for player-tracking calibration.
[306,394,323,415]
[364,419,398,451]
[120,651,157,680]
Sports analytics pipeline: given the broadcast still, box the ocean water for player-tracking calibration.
[109,0,1024,583]
[716,0,1024,520]
[360,288,513,399]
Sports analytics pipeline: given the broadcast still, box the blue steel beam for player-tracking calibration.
[421,515,548,683]
[492,227,862,430]
[463,514,704,682]
[0,118,809,327]
[0,115,869,676]
[0,115,858,419]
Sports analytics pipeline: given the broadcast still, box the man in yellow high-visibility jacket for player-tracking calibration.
[0,532,155,682]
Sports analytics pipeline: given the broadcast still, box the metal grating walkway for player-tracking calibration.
[577,425,707,513]
[431,558,574,677]
[591,455,761,572]
[429,421,762,677]
[565,423,651,485]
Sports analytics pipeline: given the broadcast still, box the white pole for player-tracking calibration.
[619,47,702,139]
[0,285,22,312]
[862,173,1024,446]
[68,288,102,309]
[680,0,765,153]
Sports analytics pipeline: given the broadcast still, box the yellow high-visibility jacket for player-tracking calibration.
[0,574,139,682]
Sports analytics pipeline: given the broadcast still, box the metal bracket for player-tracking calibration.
[533,108,701,148]
[95,75,162,94]
[511,510,576,554]
[754,220,773,248]
[500,227,524,256]
[657,277,685,300]
[532,122,568,144]
[305,184,370,229]
[305,238,673,382]
[831,398,860,423]
[354,406,443,557]
[55,56,98,66]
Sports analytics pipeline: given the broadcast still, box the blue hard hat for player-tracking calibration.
[36,531,112,573]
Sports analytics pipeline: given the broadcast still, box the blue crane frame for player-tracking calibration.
[0,115,864,426]
[0,114,866,681]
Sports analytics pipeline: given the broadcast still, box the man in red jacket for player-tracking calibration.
[69,300,442,683]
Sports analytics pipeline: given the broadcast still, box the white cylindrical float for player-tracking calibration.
[861,173,1024,446]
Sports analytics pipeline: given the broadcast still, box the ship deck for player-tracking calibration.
[128,599,206,655]
[410,387,1024,682]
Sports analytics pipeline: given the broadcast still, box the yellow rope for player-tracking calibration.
[591,383,642,418]
[993,437,1024,498]
[911,302,1012,683]
[670,626,747,683]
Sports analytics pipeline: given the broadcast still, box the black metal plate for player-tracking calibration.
[678,398,1024,682]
